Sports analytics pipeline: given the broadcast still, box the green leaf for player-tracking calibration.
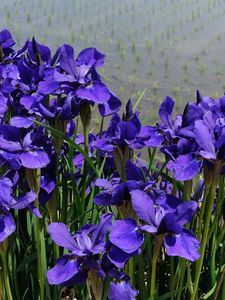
[34,120,99,176]
[133,88,147,111]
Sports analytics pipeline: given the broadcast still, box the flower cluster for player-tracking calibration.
[2,29,225,300]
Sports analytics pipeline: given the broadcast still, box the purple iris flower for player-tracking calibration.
[94,160,149,206]
[40,45,121,117]
[27,38,52,65]
[0,29,16,59]
[158,95,204,181]
[38,166,56,206]
[131,190,200,261]
[47,213,113,286]
[94,99,148,171]
[107,99,142,148]
[158,96,182,140]
[0,176,36,242]
[94,178,139,207]
[0,124,50,169]
[157,90,225,180]
[160,92,225,180]
[0,92,8,117]
[108,218,144,268]
[109,281,138,300]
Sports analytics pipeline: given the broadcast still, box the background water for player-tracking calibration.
[1,0,225,123]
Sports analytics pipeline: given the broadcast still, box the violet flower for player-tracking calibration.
[0,124,50,169]
[108,218,144,268]
[131,190,200,261]
[0,176,37,242]
[47,213,113,286]
[109,281,138,300]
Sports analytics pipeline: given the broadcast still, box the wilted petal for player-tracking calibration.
[164,229,200,261]
[109,281,138,300]
[110,218,143,254]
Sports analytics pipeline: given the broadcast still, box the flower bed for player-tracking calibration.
[0,29,224,300]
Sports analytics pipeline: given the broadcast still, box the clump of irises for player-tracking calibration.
[0,28,225,300]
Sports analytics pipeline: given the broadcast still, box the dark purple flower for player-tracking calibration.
[158,96,182,140]
[94,178,139,206]
[47,255,86,286]
[131,190,200,261]
[0,175,37,242]
[108,218,144,268]
[0,125,50,169]
[0,29,15,49]
[47,213,113,286]
[109,281,138,300]
[0,214,16,242]
[54,45,121,117]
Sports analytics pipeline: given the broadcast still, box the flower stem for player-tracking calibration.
[148,148,156,172]
[213,260,225,299]
[47,154,60,222]
[150,236,162,300]
[0,252,13,300]
[196,187,209,239]
[129,257,134,286]
[79,122,90,217]
[191,163,221,300]
[183,180,192,200]
[176,260,186,300]
[170,256,175,300]
[35,213,45,300]
[26,168,45,300]
[99,117,104,139]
